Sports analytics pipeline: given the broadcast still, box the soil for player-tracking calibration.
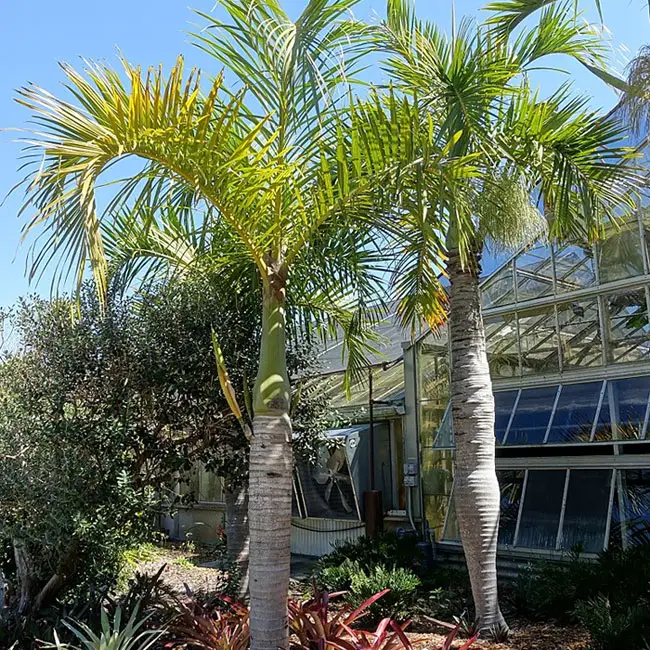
[133,546,591,650]
[129,544,231,595]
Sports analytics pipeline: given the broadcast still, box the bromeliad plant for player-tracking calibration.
[166,596,251,650]
[45,605,164,650]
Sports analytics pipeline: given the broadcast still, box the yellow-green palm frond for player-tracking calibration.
[15,56,287,297]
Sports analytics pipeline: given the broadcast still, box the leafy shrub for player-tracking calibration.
[317,558,363,591]
[348,566,421,624]
[512,556,597,622]
[316,534,422,577]
[574,596,650,650]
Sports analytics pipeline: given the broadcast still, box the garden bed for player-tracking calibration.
[130,545,590,650]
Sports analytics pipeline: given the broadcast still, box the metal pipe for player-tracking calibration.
[369,367,375,491]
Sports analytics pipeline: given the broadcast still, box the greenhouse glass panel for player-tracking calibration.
[610,377,650,441]
[497,470,525,546]
[515,243,554,302]
[517,469,566,549]
[419,337,449,403]
[593,382,612,442]
[421,400,448,448]
[442,495,460,541]
[560,469,612,553]
[606,289,650,364]
[598,221,645,284]
[611,469,650,547]
[422,449,454,541]
[505,385,559,445]
[494,390,518,444]
[546,382,603,444]
[518,306,560,376]
[557,299,602,369]
[486,314,520,378]
[433,406,454,448]
[482,263,515,309]
[554,243,596,294]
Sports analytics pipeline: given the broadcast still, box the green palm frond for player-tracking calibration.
[15,56,288,295]
[191,0,377,158]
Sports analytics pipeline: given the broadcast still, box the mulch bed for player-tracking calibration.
[410,622,588,650]
[133,546,591,650]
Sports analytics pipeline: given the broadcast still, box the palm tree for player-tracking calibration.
[12,3,430,648]
[378,0,641,631]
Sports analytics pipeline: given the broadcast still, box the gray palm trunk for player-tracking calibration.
[248,414,293,650]
[224,482,250,599]
[448,249,507,632]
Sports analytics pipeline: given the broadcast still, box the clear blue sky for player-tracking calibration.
[0,0,647,308]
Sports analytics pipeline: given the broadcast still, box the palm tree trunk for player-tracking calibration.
[248,269,293,650]
[448,248,507,633]
[224,482,250,599]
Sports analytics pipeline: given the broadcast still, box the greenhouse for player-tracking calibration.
[420,210,650,556]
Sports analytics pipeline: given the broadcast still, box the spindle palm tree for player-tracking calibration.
[12,3,449,649]
[378,0,641,631]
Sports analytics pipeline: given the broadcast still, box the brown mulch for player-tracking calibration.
[410,622,589,650]
[133,545,229,595]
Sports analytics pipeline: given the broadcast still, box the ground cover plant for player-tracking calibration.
[511,543,650,649]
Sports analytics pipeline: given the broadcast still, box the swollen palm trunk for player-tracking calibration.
[448,249,507,632]
[248,414,293,650]
[225,483,250,599]
[248,278,293,650]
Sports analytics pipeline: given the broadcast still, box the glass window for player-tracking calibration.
[605,289,650,364]
[611,469,650,548]
[517,469,566,549]
[598,221,645,284]
[518,306,560,376]
[195,463,223,503]
[515,243,554,302]
[422,449,454,541]
[482,263,515,309]
[497,470,525,546]
[610,377,650,441]
[505,385,559,445]
[546,382,603,444]
[422,400,449,448]
[486,314,520,378]
[554,243,596,294]
[593,383,612,442]
[560,469,612,553]
[433,406,454,448]
[495,391,518,444]
[419,338,449,403]
[557,299,602,370]
[442,495,461,542]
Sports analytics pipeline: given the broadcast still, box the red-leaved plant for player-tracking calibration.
[165,595,250,650]
[165,585,475,650]
[288,584,415,650]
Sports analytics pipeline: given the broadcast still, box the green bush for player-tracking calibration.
[574,596,650,650]
[317,559,362,592]
[315,533,422,576]
[348,565,420,624]
[512,555,598,622]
